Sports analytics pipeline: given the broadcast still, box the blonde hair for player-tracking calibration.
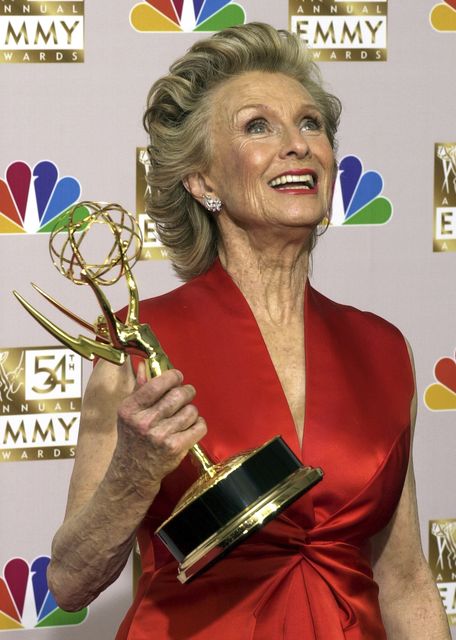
[143,22,341,281]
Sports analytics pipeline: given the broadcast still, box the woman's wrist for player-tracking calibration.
[106,443,162,506]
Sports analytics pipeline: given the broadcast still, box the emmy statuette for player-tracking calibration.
[14,202,323,582]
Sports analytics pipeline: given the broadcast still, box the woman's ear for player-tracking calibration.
[183,173,223,213]
[183,173,206,203]
[183,173,220,203]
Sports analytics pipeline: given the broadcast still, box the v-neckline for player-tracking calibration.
[210,259,309,460]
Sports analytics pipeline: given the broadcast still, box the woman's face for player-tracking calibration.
[199,71,335,242]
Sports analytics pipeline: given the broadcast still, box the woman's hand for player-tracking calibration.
[113,364,207,497]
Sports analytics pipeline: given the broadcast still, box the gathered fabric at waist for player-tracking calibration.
[117,516,386,640]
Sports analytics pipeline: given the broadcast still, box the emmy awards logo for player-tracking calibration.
[136,148,167,260]
[429,519,456,624]
[0,351,23,403]
[431,521,456,577]
[437,144,456,195]
[434,143,456,252]
[14,201,323,582]
[138,148,152,189]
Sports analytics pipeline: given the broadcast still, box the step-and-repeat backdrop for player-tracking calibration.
[0,1,455,637]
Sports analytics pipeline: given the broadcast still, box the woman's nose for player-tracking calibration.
[279,127,311,159]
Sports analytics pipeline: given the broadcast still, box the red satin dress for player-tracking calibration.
[116,259,413,640]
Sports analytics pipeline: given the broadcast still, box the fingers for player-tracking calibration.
[149,414,207,460]
[117,369,199,436]
[134,368,184,408]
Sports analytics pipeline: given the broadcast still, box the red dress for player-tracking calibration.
[116,260,413,640]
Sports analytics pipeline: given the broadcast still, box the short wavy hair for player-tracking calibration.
[143,22,341,281]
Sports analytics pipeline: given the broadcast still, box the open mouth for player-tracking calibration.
[268,171,317,191]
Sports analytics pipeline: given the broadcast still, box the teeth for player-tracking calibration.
[269,174,315,188]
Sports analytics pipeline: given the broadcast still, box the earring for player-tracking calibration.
[202,194,222,213]
[316,211,331,236]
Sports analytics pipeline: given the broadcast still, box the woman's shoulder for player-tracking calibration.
[139,271,209,316]
[138,259,231,318]
[139,280,190,312]
[308,285,414,396]
[309,287,409,362]
[310,287,403,338]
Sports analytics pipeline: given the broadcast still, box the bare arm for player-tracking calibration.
[47,359,207,611]
[372,356,450,639]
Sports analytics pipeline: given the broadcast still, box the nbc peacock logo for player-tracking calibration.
[0,556,88,631]
[130,0,246,33]
[424,350,456,411]
[330,155,393,226]
[0,160,88,235]
[430,0,456,32]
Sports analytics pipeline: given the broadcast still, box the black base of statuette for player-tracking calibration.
[155,436,323,583]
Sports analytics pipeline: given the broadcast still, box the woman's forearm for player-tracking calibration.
[379,563,450,639]
[47,456,160,612]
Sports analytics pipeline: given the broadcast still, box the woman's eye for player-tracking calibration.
[300,117,323,133]
[246,119,269,134]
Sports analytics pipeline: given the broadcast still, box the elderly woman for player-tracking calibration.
[47,23,449,640]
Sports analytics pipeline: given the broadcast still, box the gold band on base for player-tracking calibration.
[177,465,323,583]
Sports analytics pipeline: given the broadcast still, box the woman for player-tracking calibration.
[47,23,450,639]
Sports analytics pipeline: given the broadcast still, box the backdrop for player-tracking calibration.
[1,0,455,637]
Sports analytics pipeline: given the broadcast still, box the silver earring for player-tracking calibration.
[202,194,222,213]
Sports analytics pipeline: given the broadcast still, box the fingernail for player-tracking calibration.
[136,361,147,385]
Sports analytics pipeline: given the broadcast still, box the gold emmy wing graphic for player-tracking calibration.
[14,202,323,582]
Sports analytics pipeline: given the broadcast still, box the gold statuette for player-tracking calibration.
[14,202,323,582]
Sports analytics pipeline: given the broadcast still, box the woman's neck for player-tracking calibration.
[218,237,309,326]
